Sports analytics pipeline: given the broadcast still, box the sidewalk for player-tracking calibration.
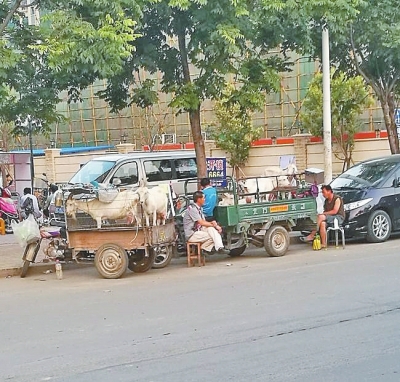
[0,233,25,277]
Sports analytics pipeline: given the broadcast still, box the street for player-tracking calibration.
[1,239,399,382]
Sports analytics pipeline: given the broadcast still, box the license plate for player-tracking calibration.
[55,207,64,214]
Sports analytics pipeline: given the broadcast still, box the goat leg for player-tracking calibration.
[96,217,102,229]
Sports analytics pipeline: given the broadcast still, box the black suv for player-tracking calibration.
[331,155,400,242]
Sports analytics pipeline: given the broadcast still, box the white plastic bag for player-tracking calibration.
[12,215,41,247]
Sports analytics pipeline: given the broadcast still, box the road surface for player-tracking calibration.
[1,240,399,381]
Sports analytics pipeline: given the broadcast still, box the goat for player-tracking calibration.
[135,186,168,226]
[65,190,140,229]
[264,163,298,177]
[218,193,249,206]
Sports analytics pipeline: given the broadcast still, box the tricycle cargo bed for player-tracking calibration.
[67,221,176,252]
[215,198,317,228]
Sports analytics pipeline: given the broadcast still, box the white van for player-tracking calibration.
[68,151,198,195]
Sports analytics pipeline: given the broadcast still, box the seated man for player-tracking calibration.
[300,184,345,248]
[183,191,229,254]
[200,177,217,222]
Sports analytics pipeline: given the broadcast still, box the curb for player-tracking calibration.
[0,267,21,278]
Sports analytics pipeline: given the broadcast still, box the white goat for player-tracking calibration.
[218,193,248,206]
[240,177,276,201]
[135,186,168,226]
[65,190,139,229]
[264,163,298,177]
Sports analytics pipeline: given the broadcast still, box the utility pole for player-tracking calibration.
[322,27,332,184]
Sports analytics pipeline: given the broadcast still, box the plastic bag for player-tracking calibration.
[97,188,119,203]
[11,215,41,247]
[312,234,321,251]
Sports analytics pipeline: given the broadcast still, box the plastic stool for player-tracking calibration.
[327,224,345,249]
[187,242,205,267]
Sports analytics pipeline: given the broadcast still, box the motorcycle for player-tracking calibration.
[0,181,20,233]
[21,225,70,278]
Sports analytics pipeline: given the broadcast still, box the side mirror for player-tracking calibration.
[112,178,121,186]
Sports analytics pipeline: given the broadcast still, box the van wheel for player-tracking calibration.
[152,245,173,269]
[228,245,246,257]
[128,248,156,273]
[366,210,391,243]
[264,225,289,257]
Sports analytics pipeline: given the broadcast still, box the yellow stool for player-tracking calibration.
[0,218,5,235]
[187,242,205,267]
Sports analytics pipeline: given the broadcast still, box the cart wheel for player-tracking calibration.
[95,243,128,279]
[128,248,156,273]
[152,245,173,269]
[228,245,246,257]
[20,241,41,278]
[264,225,289,257]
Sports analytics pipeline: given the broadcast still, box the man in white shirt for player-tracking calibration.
[20,187,41,219]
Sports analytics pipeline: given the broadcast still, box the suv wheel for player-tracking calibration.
[366,210,392,243]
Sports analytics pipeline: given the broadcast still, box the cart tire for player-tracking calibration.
[95,243,128,279]
[20,260,31,278]
[228,245,246,257]
[128,248,156,273]
[264,225,289,257]
[152,245,173,269]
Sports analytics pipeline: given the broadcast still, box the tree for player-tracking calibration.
[0,0,140,138]
[301,71,373,171]
[275,0,400,154]
[213,84,263,178]
[98,0,289,178]
[339,0,400,154]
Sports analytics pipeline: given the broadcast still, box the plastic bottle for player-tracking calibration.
[55,260,63,280]
[334,217,339,229]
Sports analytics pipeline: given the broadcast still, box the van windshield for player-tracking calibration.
[69,160,116,184]
[331,161,397,189]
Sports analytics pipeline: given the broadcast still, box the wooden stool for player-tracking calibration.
[187,242,205,267]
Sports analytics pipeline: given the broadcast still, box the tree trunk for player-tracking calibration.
[189,107,207,180]
[177,26,207,181]
[380,95,399,154]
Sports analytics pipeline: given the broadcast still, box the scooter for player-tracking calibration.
[0,181,20,233]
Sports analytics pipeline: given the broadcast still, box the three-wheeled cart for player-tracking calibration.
[214,178,318,257]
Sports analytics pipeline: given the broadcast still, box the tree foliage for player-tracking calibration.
[335,0,400,154]
[98,0,289,178]
[302,71,373,171]
[0,0,140,138]
[213,84,263,177]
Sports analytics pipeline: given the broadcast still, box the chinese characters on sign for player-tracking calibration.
[396,109,400,138]
[206,157,227,187]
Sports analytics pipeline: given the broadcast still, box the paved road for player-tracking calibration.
[1,240,399,382]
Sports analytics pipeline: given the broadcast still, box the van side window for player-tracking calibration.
[174,158,197,179]
[112,162,138,186]
[144,160,172,182]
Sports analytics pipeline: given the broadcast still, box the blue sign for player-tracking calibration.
[396,109,400,128]
[206,157,227,187]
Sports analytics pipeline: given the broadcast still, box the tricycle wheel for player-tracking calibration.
[95,243,128,279]
[228,245,246,257]
[264,225,289,257]
[128,247,156,273]
[152,245,173,269]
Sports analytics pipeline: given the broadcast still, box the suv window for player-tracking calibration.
[112,162,138,186]
[174,158,197,179]
[144,160,172,182]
